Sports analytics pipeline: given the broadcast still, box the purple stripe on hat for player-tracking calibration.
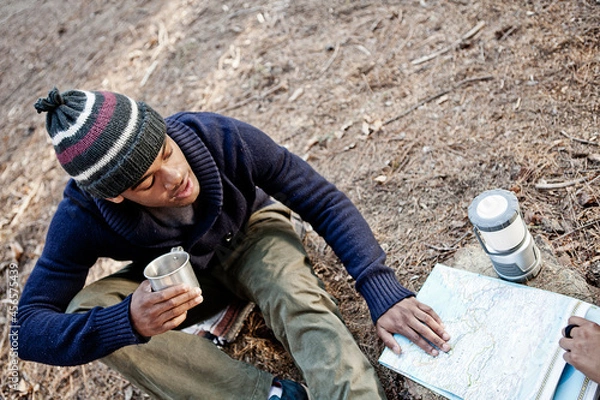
[56,91,117,165]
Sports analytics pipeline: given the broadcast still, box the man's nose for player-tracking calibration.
[162,166,183,190]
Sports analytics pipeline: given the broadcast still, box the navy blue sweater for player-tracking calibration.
[18,112,413,366]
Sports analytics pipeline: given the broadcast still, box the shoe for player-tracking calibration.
[269,378,310,400]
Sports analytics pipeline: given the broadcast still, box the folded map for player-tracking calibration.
[379,264,599,400]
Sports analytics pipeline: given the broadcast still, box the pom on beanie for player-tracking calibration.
[34,88,166,198]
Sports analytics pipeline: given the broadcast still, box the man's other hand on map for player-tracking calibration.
[559,316,600,383]
[376,297,452,357]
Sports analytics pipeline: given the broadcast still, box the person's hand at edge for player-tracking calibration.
[376,297,451,357]
[130,280,203,337]
[559,315,600,383]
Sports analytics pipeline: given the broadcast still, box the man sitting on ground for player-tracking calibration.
[18,88,451,399]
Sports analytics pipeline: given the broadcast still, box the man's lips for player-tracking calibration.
[173,176,193,199]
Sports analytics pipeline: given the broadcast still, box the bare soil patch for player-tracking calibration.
[1,1,599,398]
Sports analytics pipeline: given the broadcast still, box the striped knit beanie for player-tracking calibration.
[34,88,166,198]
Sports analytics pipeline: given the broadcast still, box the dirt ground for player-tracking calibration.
[1,0,599,399]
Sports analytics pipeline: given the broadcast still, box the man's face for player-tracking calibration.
[108,136,200,208]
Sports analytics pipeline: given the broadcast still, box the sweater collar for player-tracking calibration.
[92,117,223,247]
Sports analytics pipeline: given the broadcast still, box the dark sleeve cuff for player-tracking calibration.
[358,270,415,323]
[94,295,150,352]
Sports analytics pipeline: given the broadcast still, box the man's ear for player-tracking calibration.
[105,195,125,204]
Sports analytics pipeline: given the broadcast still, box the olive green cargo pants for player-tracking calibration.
[67,204,386,400]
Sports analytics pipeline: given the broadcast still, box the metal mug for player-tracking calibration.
[143,247,200,291]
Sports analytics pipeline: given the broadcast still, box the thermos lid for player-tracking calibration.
[468,189,520,232]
